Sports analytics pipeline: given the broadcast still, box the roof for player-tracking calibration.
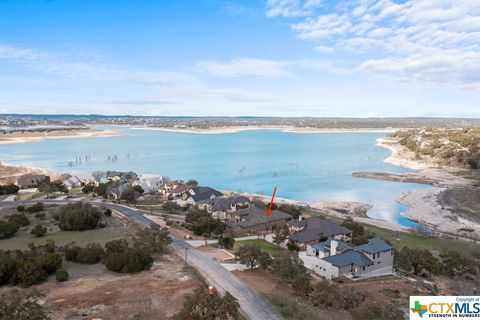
[210,195,250,212]
[355,237,393,254]
[171,184,192,194]
[322,250,373,268]
[288,217,351,244]
[188,186,223,203]
[226,207,293,229]
[312,239,352,252]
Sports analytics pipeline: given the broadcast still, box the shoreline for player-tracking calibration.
[0,127,121,145]
[375,135,478,238]
[130,126,398,134]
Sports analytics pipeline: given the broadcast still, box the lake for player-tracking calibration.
[1,128,428,227]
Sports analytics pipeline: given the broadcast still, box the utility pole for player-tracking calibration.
[185,247,188,266]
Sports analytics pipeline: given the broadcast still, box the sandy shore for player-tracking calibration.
[131,126,397,134]
[0,161,60,185]
[376,135,478,238]
[0,128,120,145]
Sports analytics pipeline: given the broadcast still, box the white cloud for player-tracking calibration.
[197,57,332,77]
[0,43,191,84]
[265,0,322,18]
[266,0,480,89]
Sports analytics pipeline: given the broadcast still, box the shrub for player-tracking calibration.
[0,184,19,195]
[57,202,102,231]
[7,213,30,227]
[133,227,171,254]
[105,239,129,254]
[64,243,105,264]
[16,205,25,212]
[36,252,62,274]
[31,224,47,237]
[0,291,49,320]
[26,202,44,213]
[104,247,153,273]
[34,212,45,219]
[55,268,69,282]
[104,208,112,216]
[10,259,48,286]
[0,220,20,239]
[0,255,16,285]
[235,244,271,270]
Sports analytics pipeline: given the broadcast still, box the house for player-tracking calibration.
[308,238,394,279]
[159,180,184,195]
[183,186,223,205]
[106,171,137,182]
[133,174,164,193]
[170,184,193,198]
[62,175,82,189]
[224,207,293,234]
[206,195,250,219]
[288,217,352,249]
[17,175,50,188]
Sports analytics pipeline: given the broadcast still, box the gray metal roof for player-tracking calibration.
[210,195,250,212]
[322,250,373,268]
[189,187,224,203]
[288,217,351,244]
[312,239,352,252]
[225,207,293,229]
[355,237,393,254]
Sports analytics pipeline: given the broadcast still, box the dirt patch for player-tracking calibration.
[32,253,198,320]
[198,246,235,262]
[233,269,290,296]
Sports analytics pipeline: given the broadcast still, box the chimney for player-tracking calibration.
[330,240,338,256]
[298,215,302,222]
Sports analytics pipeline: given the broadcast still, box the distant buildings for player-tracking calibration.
[17,174,50,188]
[133,174,164,193]
[307,237,394,279]
[288,217,352,249]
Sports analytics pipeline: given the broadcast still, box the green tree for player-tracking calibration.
[341,219,373,245]
[273,226,288,245]
[394,247,440,276]
[31,224,47,237]
[57,202,102,231]
[235,244,271,270]
[292,273,312,297]
[0,255,16,285]
[174,286,240,320]
[218,235,235,249]
[440,251,478,278]
[271,252,306,280]
[133,227,172,254]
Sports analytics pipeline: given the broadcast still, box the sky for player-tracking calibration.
[0,0,479,117]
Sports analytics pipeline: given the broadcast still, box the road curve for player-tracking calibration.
[0,200,283,320]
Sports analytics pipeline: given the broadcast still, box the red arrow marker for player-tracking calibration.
[265,186,277,217]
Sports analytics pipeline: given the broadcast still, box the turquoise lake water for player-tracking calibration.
[1,128,428,227]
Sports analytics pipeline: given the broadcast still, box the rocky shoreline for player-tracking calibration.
[375,136,479,239]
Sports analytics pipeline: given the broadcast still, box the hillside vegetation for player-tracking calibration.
[390,128,480,170]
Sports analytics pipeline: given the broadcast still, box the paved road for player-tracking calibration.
[1,200,283,320]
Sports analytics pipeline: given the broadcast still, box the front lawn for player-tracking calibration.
[234,239,286,254]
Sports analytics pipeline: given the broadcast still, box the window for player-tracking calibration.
[362,266,365,271]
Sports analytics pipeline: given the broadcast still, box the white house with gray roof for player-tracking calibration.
[307,237,394,279]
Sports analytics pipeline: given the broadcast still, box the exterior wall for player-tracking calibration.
[211,211,227,220]
[359,249,394,277]
[312,260,339,280]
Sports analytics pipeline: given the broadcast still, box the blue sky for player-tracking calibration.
[0,0,479,117]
